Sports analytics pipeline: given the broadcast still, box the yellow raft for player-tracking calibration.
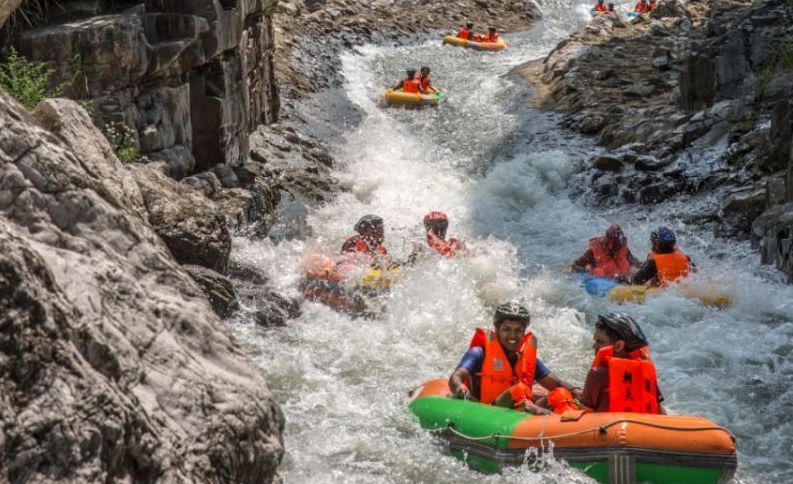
[442,35,507,51]
[383,88,447,108]
[607,284,733,309]
[359,266,400,290]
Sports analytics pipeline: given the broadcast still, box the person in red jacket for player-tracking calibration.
[481,27,499,43]
[649,0,657,10]
[570,225,641,281]
[392,69,421,93]
[457,22,475,40]
[608,2,617,12]
[635,0,651,13]
[341,215,388,258]
[593,0,608,12]
[448,303,582,414]
[418,66,435,93]
[582,313,664,414]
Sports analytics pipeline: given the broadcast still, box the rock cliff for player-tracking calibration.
[0,93,284,481]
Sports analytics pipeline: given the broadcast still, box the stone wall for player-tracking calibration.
[9,0,278,178]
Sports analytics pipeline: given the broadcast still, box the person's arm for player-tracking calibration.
[392,80,403,90]
[581,367,607,410]
[449,347,483,400]
[687,255,697,274]
[627,249,642,268]
[630,257,657,285]
[571,249,595,273]
[536,359,583,401]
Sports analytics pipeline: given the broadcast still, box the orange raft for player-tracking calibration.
[442,34,507,51]
[408,379,737,483]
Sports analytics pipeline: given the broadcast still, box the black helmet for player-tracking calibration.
[354,215,383,234]
[651,226,676,248]
[597,313,648,350]
[420,66,430,74]
[466,22,474,28]
[494,303,531,326]
[406,68,417,76]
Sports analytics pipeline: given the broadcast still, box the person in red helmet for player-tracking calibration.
[570,225,641,281]
[341,215,388,258]
[422,211,464,257]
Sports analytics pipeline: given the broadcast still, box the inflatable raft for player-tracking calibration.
[580,276,733,308]
[383,88,447,108]
[408,379,737,483]
[442,35,507,51]
[299,254,399,314]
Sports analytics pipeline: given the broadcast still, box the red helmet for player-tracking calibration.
[604,224,626,253]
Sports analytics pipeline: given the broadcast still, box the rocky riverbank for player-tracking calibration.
[525,0,793,281]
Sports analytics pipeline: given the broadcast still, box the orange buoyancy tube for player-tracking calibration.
[651,249,690,286]
[588,237,632,278]
[426,230,464,256]
[469,328,537,405]
[591,346,660,414]
[401,79,420,94]
[341,235,388,257]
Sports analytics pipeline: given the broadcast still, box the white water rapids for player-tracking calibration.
[227,4,793,482]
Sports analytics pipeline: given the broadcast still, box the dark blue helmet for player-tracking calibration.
[651,226,676,245]
[597,313,649,350]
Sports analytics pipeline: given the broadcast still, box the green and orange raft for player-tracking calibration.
[408,379,737,483]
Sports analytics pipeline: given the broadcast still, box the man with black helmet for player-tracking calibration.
[392,69,421,94]
[631,226,693,287]
[341,215,388,258]
[457,22,475,40]
[448,303,582,415]
[582,313,664,414]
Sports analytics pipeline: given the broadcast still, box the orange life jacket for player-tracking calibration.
[401,79,420,94]
[419,75,431,92]
[426,230,463,257]
[650,249,690,286]
[341,235,387,257]
[458,27,471,40]
[594,3,608,11]
[649,1,656,10]
[481,33,499,43]
[591,346,659,414]
[547,387,579,414]
[635,1,650,12]
[469,328,537,405]
[588,237,632,278]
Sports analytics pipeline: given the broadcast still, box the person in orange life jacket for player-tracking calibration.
[481,27,499,43]
[571,225,641,281]
[418,66,435,93]
[457,22,475,40]
[448,303,583,415]
[630,226,694,287]
[608,2,617,12]
[392,69,421,94]
[649,0,657,10]
[634,0,651,13]
[341,215,389,258]
[423,211,463,256]
[582,313,664,414]
[593,0,608,12]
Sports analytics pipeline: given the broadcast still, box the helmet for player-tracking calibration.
[604,224,626,253]
[488,26,496,31]
[597,313,648,350]
[651,226,676,247]
[423,211,449,229]
[466,22,474,28]
[420,66,430,74]
[406,68,417,77]
[494,303,531,326]
[354,215,383,234]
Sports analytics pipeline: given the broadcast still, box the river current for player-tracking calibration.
[227,3,793,482]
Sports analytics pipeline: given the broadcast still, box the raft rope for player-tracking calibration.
[429,418,735,443]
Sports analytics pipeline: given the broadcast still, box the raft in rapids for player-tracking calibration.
[442,35,507,51]
[581,276,733,308]
[382,88,447,108]
[408,379,737,483]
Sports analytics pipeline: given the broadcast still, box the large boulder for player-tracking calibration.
[0,93,283,481]
[0,0,22,30]
[183,264,240,318]
[131,163,232,274]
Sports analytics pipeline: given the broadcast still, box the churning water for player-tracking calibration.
[227,5,793,482]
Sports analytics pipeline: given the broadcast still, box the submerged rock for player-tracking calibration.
[0,93,283,482]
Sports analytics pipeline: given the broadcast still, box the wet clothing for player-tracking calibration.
[574,244,641,277]
[481,32,499,42]
[631,247,693,286]
[583,346,663,413]
[426,230,464,257]
[456,345,551,402]
[458,27,473,40]
[634,1,650,13]
[341,235,388,257]
[594,3,608,12]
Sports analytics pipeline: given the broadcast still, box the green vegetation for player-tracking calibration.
[754,68,774,96]
[0,46,60,110]
[755,37,793,96]
[102,124,140,164]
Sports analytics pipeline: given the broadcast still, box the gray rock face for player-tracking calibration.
[14,1,279,177]
[0,0,23,30]
[0,93,283,482]
[183,264,240,318]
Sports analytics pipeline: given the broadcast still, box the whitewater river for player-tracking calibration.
[227,4,793,482]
